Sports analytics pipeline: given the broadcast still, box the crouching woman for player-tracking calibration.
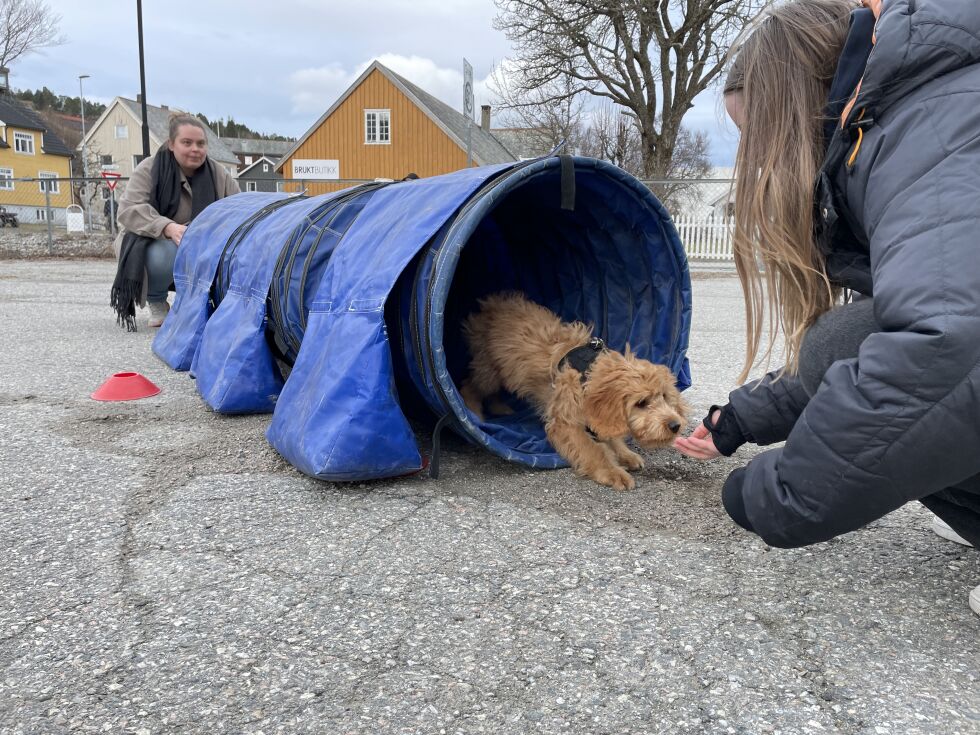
[674,0,980,615]
[110,114,239,330]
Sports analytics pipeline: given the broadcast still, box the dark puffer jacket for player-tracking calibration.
[718,0,980,549]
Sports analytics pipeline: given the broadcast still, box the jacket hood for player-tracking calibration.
[857,0,980,117]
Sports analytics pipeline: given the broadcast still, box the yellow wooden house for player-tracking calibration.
[277,61,515,195]
[0,92,73,224]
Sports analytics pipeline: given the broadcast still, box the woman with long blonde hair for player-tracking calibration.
[674,0,980,615]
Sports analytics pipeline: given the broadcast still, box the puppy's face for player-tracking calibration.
[624,362,688,448]
[584,353,688,447]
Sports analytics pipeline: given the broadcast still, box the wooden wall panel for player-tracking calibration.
[281,68,472,192]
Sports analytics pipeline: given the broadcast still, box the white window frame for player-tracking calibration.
[38,171,59,194]
[262,163,269,172]
[0,167,13,191]
[114,124,128,139]
[364,109,391,145]
[36,208,49,221]
[244,155,253,165]
[245,181,257,192]
[14,131,35,155]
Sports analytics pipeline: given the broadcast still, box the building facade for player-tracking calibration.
[0,93,73,225]
[277,61,515,195]
[236,156,282,193]
[79,97,239,186]
[220,137,292,172]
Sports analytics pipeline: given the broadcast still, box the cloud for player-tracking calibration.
[287,54,496,120]
[288,63,354,116]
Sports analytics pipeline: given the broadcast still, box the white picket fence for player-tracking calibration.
[672,217,735,261]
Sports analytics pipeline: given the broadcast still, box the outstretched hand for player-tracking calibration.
[673,414,722,460]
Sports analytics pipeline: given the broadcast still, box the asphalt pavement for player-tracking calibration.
[1,259,977,734]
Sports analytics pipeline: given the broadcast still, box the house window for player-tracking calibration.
[0,167,13,191]
[364,109,391,144]
[38,172,59,194]
[276,181,285,193]
[101,155,113,166]
[246,181,257,192]
[244,156,253,165]
[114,124,128,139]
[262,163,269,172]
[36,208,49,221]
[133,154,142,169]
[14,132,35,154]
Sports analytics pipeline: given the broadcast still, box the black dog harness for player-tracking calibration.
[556,336,606,440]
[557,337,606,383]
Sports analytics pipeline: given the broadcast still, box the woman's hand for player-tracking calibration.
[164,222,188,245]
[673,409,722,460]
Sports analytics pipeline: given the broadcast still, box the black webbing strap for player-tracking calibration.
[429,412,454,479]
[559,155,575,211]
[557,337,605,384]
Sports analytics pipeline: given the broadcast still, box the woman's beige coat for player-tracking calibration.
[112,154,239,302]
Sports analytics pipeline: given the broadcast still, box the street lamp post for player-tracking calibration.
[78,74,91,231]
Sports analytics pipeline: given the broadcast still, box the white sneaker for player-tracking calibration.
[147,301,170,328]
[931,516,973,547]
[971,586,980,617]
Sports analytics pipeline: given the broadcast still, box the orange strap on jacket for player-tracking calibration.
[841,0,884,165]
[862,0,882,21]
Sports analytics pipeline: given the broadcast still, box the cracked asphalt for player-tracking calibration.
[1,259,978,735]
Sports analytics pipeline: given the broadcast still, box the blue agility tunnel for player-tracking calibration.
[153,156,692,481]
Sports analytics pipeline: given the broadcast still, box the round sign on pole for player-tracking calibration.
[463,58,474,119]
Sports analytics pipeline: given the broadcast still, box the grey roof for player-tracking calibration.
[220,137,292,157]
[278,60,516,169]
[116,97,238,164]
[381,65,515,165]
[490,127,555,160]
[0,94,72,156]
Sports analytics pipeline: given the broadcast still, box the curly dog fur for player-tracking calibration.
[460,292,687,490]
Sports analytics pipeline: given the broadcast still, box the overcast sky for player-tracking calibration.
[18,1,738,166]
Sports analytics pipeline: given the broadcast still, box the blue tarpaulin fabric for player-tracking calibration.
[152,192,289,371]
[267,163,514,479]
[152,156,692,482]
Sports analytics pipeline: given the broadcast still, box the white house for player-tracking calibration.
[78,96,238,185]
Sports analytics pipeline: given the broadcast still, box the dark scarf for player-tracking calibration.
[110,147,218,331]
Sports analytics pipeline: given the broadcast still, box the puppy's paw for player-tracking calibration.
[617,450,644,471]
[593,466,635,491]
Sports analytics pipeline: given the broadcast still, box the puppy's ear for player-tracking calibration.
[583,375,631,439]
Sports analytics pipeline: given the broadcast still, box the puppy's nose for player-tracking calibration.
[668,421,681,434]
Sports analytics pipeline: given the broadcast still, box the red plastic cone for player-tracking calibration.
[91,372,161,402]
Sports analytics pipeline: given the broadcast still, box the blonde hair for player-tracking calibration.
[727,0,857,382]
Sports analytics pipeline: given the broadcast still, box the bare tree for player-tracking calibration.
[648,125,714,210]
[577,103,711,208]
[0,0,63,70]
[577,104,642,173]
[490,71,586,157]
[494,0,767,178]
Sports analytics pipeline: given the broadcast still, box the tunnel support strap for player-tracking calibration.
[559,155,576,211]
[429,412,454,479]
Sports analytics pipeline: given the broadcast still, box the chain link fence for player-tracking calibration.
[1,174,736,262]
